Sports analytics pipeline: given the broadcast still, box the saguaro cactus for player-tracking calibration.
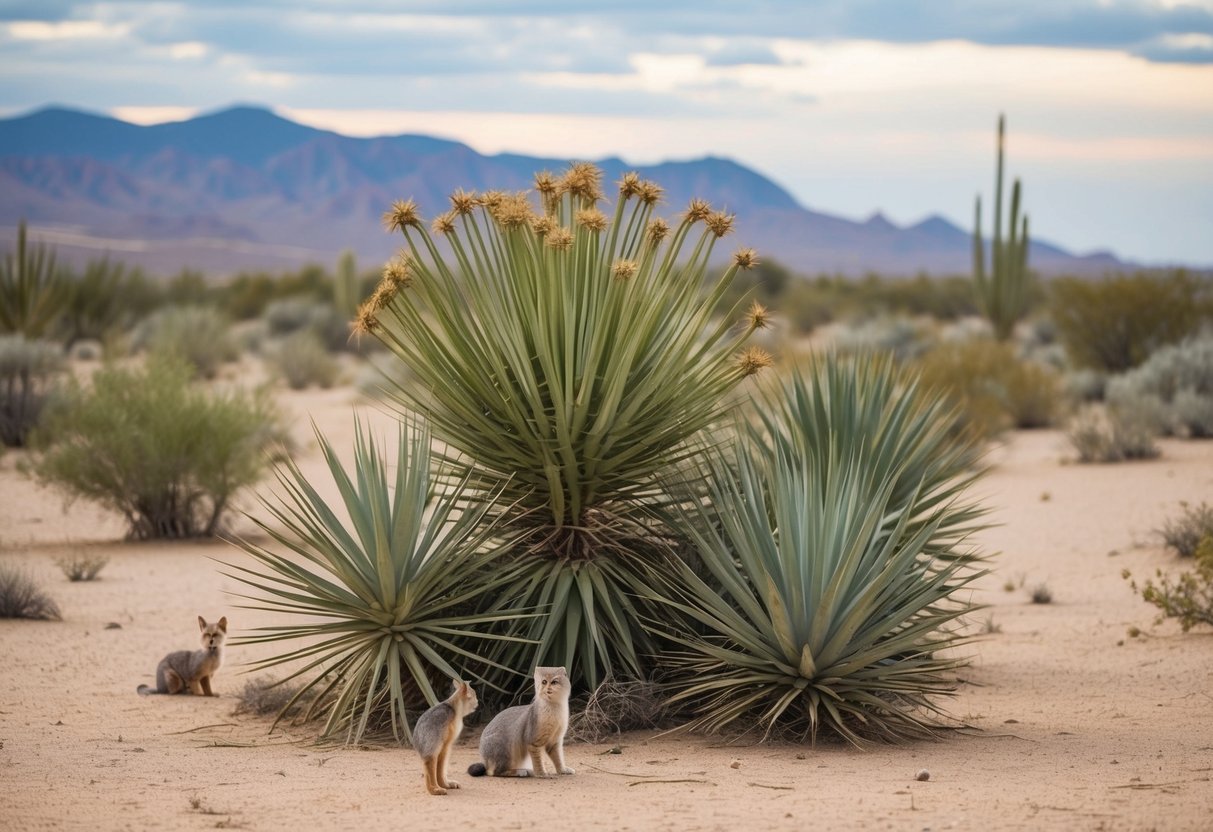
[973,115,1030,341]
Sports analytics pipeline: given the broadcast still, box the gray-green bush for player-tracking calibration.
[133,305,238,379]
[1105,335,1213,438]
[32,354,283,539]
[1160,502,1213,558]
[1066,403,1159,463]
[268,330,338,390]
[0,335,64,447]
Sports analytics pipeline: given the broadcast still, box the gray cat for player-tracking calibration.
[136,616,227,696]
[467,666,575,778]
[413,679,479,795]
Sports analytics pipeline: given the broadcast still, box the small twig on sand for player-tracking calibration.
[628,778,714,787]
[585,763,656,778]
[748,782,793,791]
[168,723,238,734]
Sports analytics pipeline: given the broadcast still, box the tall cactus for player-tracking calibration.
[973,115,1031,341]
[333,248,359,322]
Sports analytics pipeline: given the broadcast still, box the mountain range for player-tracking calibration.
[0,105,1126,277]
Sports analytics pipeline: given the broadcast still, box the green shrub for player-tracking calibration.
[228,420,534,744]
[1066,403,1160,463]
[833,315,935,361]
[0,562,61,620]
[1,221,67,338]
[0,335,65,447]
[915,339,1061,439]
[364,165,767,691]
[133,305,238,379]
[268,330,338,390]
[1051,271,1210,373]
[1105,335,1213,438]
[263,297,349,351]
[58,259,160,347]
[653,355,986,744]
[1125,537,1213,632]
[31,354,283,539]
[1160,502,1213,558]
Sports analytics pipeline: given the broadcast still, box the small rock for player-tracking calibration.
[795,753,806,760]
[915,769,930,782]
[729,760,741,769]
[105,622,122,630]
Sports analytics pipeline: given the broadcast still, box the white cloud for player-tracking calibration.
[7,20,131,41]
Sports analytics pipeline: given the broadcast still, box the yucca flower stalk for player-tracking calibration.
[652,355,988,745]
[226,419,534,745]
[359,164,766,690]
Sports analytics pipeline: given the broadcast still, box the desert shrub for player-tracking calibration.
[0,562,61,620]
[228,420,534,744]
[915,339,1061,439]
[132,305,238,379]
[1160,502,1213,558]
[268,330,339,390]
[1051,271,1209,373]
[1125,538,1213,632]
[1063,368,1107,403]
[363,165,768,692]
[652,355,986,744]
[31,354,283,539]
[1030,583,1053,604]
[55,552,109,581]
[1066,403,1160,463]
[833,315,935,360]
[0,335,65,447]
[1,221,67,338]
[263,297,349,351]
[58,259,160,347]
[1105,335,1213,438]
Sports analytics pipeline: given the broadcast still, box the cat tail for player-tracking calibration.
[137,684,161,696]
[467,762,487,777]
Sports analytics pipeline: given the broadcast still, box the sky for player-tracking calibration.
[2,1,1212,266]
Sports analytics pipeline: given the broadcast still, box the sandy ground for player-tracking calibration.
[2,377,1213,832]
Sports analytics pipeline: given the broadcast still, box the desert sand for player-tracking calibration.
[2,378,1212,831]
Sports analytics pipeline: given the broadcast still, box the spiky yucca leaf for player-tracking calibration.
[226,419,533,745]
[654,355,987,744]
[360,165,766,690]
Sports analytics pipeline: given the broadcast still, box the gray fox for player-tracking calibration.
[136,616,227,696]
[467,666,575,778]
[413,680,479,795]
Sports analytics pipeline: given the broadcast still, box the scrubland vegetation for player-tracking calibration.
[4,159,1212,746]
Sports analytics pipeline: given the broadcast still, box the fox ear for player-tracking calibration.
[198,616,207,631]
[217,616,228,633]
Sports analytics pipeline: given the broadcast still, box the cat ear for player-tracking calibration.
[558,666,567,676]
[197,616,207,631]
[217,616,228,633]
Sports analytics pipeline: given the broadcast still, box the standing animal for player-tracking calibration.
[136,616,227,696]
[412,680,479,795]
[467,666,575,778]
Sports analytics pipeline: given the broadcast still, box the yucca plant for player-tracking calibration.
[226,419,536,745]
[652,355,987,745]
[1,220,67,338]
[357,163,769,690]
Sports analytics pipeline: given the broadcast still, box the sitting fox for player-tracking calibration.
[137,616,227,696]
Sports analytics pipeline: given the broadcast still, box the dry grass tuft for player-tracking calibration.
[0,562,62,620]
[567,677,668,743]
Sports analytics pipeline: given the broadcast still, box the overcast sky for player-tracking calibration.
[2,1,1211,265]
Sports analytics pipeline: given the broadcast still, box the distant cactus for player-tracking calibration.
[333,249,358,322]
[973,115,1030,341]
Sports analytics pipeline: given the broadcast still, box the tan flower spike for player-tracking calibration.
[705,211,735,238]
[531,214,557,237]
[684,198,713,222]
[737,346,773,377]
[576,208,609,232]
[618,172,642,198]
[637,181,664,206]
[431,211,457,235]
[646,217,671,245]
[733,247,760,269]
[546,227,574,251]
[746,301,772,331]
[611,259,638,281]
[449,189,478,216]
[560,162,604,202]
[383,199,422,232]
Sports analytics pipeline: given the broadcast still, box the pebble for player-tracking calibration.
[916,769,931,781]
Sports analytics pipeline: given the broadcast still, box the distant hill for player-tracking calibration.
[0,105,1127,277]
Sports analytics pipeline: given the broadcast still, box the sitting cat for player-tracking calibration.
[413,679,479,795]
[136,616,227,696]
[467,666,575,778]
